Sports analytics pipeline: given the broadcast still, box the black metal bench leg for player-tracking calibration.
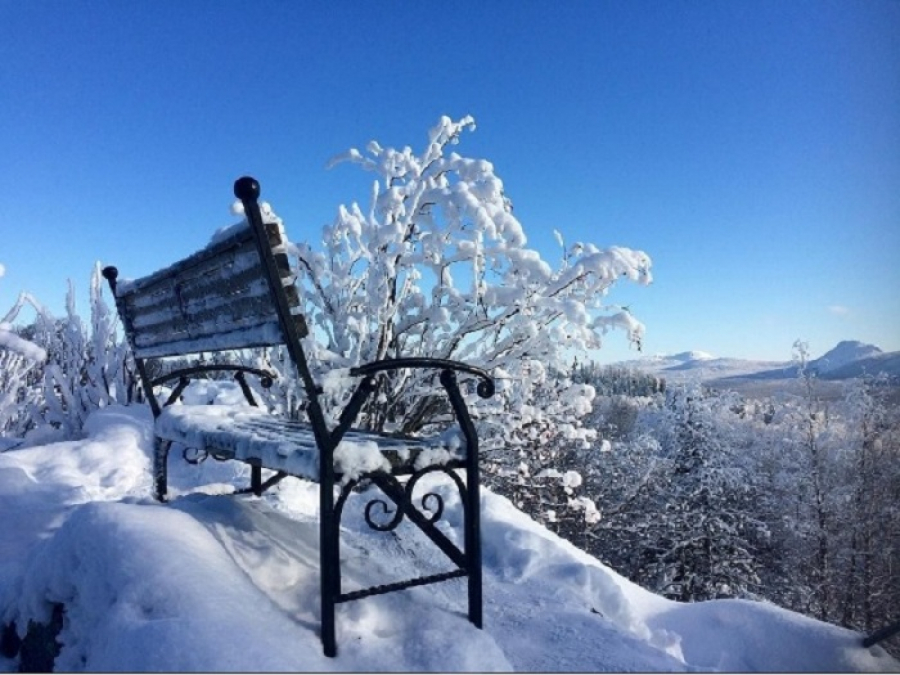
[320,480,339,657]
[440,369,484,630]
[251,464,262,496]
[154,439,172,502]
[465,457,483,628]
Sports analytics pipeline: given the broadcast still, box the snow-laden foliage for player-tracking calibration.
[281,116,651,446]
[638,383,766,602]
[0,280,47,444]
[0,265,134,446]
[548,358,900,656]
[750,344,900,635]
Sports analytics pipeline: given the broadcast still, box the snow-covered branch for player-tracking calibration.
[289,116,653,445]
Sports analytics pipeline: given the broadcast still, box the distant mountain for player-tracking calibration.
[614,352,790,382]
[818,351,900,380]
[810,340,883,374]
[668,350,716,362]
[612,340,899,385]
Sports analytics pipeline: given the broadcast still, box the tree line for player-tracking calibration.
[485,355,899,655]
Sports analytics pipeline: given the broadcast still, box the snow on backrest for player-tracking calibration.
[115,223,302,359]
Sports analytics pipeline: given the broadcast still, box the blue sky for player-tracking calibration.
[2,1,898,363]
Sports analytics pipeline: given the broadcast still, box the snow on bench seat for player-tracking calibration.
[155,405,467,483]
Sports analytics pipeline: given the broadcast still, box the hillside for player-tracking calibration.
[613,340,900,389]
[0,406,896,672]
[812,340,884,374]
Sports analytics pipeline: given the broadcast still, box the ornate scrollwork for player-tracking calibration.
[363,497,404,532]
[406,464,468,516]
[182,446,209,465]
[418,492,444,524]
[336,464,469,535]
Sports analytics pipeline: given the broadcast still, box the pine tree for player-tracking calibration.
[638,384,764,601]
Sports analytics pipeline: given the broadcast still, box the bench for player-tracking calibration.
[101,176,495,657]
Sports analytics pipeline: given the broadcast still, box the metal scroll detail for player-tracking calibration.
[182,446,209,465]
[334,464,469,535]
[181,445,232,465]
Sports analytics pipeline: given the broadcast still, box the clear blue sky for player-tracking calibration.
[2,1,898,363]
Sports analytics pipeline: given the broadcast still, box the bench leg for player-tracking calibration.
[465,465,483,628]
[154,439,172,502]
[251,464,262,496]
[320,483,339,657]
[440,369,485,629]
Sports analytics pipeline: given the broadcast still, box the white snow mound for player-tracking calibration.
[0,406,896,672]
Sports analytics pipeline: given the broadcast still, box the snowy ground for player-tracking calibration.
[0,405,896,672]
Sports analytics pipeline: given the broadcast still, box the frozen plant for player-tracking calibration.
[0,264,134,444]
[285,116,652,457]
[0,267,47,444]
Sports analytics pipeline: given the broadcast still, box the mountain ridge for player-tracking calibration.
[612,340,899,385]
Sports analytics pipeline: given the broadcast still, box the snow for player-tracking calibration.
[0,326,47,363]
[811,340,883,373]
[155,404,467,485]
[211,201,283,244]
[0,404,896,672]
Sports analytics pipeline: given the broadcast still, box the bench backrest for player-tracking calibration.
[106,221,306,360]
[104,177,327,425]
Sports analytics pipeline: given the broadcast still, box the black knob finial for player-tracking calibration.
[234,176,260,202]
[101,266,119,281]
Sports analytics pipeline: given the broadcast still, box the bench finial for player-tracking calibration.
[101,266,119,293]
[234,176,260,202]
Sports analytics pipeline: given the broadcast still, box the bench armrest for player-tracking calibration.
[350,358,495,399]
[329,358,494,454]
[150,365,277,408]
[150,365,277,388]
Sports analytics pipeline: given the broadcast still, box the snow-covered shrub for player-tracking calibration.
[246,116,652,534]
[0,283,47,445]
[278,116,651,443]
[0,264,134,445]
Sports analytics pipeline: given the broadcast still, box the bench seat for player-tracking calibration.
[156,405,467,483]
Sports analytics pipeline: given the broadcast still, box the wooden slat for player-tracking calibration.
[129,243,262,307]
[131,320,287,359]
[117,220,303,358]
[123,227,255,293]
[129,278,276,331]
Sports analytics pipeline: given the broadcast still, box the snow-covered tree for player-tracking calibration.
[274,116,651,450]
[836,376,900,633]
[631,383,765,601]
[766,341,843,620]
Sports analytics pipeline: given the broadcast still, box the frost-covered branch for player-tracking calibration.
[289,116,653,446]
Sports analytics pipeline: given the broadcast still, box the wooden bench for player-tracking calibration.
[102,176,495,657]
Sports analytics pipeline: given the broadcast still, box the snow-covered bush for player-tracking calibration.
[279,115,651,445]
[0,264,134,446]
[240,116,652,532]
[0,271,47,445]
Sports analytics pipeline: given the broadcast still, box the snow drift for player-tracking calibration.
[0,406,896,672]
